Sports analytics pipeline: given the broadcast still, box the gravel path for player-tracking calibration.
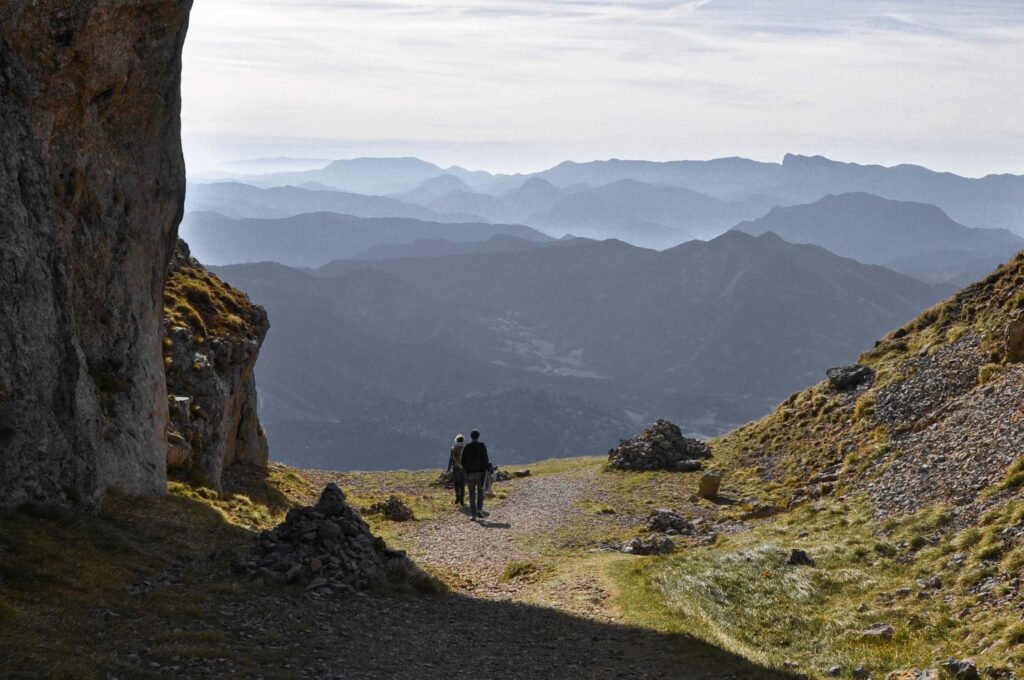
[407,472,596,598]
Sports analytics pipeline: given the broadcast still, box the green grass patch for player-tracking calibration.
[610,496,1024,676]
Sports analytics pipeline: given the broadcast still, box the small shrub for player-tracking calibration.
[501,560,540,582]
[978,363,1006,385]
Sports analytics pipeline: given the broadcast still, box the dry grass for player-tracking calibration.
[611,494,1022,677]
[164,263,257,341]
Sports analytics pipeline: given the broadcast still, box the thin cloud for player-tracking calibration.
[182,0,1024,176]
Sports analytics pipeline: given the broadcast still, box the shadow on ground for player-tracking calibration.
[0,478,792,679]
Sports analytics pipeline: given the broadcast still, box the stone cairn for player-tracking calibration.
[237,483,414,594]
[607,419,712,472]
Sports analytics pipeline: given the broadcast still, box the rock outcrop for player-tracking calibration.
[607,419,712,471]
[827,364,874,391]
[164,240,269,487]
[0,1,193,508]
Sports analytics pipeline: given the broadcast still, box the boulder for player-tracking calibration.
[827,364,874,391]
[621,535,675,555]
[786,549,815,566]
[698,471,723,499]
[941,660,980,680]
[859,623,895,641]
[607,419,711,472]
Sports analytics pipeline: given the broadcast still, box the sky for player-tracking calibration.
[181,0,1024,177]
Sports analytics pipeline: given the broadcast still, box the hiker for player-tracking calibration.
[446,434,466,506]
[461,430,490,520]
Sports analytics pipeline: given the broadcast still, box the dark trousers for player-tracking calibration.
[466,472,485,516]
[452,468,466,504]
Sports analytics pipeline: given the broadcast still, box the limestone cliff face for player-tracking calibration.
[164,241,270,487]
[0,1,193,507]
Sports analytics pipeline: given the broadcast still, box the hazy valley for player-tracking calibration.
[177,153,1024,471]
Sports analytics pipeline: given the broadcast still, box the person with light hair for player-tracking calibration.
[446,434,466,506]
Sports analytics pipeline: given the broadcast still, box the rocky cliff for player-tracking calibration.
[0,1,193,508]
[164,241,269,487]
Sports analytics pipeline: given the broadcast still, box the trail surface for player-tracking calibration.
[408,471,597,599]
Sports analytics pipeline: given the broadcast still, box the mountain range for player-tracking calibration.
[180,211,553,267]
[207,153,1024,235]
[213,231,949,470]
[185,181,481,223]
[732,192,1023,284]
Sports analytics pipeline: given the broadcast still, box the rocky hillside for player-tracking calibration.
[707,250,1024,670]
[163,240,269,488]
[0,1,191,508]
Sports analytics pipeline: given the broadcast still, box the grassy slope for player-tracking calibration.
[611,253,1024,676]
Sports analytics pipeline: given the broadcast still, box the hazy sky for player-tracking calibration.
[181,0,1024,176]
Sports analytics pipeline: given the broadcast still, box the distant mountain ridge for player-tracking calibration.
[180,211,553,266]
[214,154,1024,240]
[185,181,485,223]
[732,192,1024,284]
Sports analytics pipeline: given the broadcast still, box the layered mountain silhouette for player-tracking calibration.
[214,231,949,470]
[246,157,455,195]
[185,181,484,223]
[180,211,553,266]
[732,193,1024,284]
[528,154,1024,234]
[391,176,773,247]
[527,179,775,246]
[355,234,547,260]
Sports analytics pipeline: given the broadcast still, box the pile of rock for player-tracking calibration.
[646,509,695,536]
[607,419,712,472]
[365,496,414,522]
[237,484,413,594]
[621,534,675,555]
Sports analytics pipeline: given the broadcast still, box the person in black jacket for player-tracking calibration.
[461,430,490,520]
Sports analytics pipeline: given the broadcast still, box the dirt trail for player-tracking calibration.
[407,471,598,599]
